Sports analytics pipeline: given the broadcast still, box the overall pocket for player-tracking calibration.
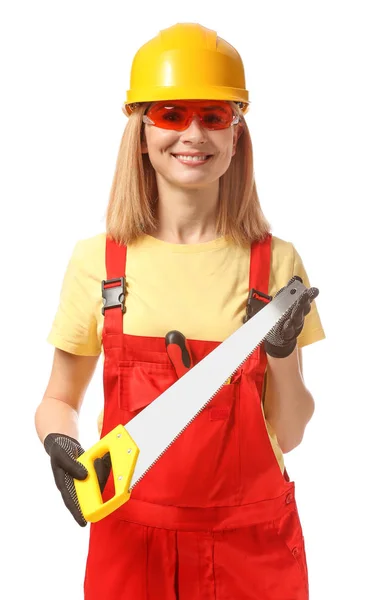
[273,508,309,591]
[118,358,241,507]
[143,381,240,507]
[118,360,177,419]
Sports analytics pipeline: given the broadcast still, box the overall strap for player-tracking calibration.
[243,233,273,368]
[102,235,127,336]
[249,233,272,293]
[248,233,291,482]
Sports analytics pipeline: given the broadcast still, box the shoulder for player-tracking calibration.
[268,235,306,296]
[72,232,106,262]
[68,232,107,281]
[270,235,298,267]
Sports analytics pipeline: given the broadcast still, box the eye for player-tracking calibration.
[161,111,182,122]
[203,112,225,124]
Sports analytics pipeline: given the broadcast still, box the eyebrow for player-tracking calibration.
[202,105,229,113]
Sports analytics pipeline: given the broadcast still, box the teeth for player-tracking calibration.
[174,154,209,162]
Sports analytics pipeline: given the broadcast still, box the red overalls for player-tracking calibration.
[84,234,309,600]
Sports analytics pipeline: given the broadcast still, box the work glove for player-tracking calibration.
[44,433,111,527]
[264,276,319,359]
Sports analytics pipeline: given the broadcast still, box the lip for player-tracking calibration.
[171,152,213,157]
[171,152,213,166]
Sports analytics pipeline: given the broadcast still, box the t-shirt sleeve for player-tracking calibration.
[292,245,326,348]
[47,241,102,356]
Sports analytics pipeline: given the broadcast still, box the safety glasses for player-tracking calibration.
[142,100,240,131]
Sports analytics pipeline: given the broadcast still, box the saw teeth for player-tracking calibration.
[129,298,297,490]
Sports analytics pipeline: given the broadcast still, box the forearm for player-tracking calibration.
[34,396,80,444]
[263,348,315,453]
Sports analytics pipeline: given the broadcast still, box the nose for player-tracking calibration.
[180,114,207,144]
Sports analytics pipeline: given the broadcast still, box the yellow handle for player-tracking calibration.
[74,425,139,523]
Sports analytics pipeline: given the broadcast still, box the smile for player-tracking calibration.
[171,154,213,165]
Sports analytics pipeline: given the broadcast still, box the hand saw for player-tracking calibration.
[74,278,306,522]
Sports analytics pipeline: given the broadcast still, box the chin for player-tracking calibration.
[173,176,216,188]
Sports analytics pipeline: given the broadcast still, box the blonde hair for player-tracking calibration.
[106,104,271,247]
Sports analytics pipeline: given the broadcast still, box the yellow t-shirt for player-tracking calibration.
[47,233,325,472]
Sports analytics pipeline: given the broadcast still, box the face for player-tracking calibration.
[141,100,243,190]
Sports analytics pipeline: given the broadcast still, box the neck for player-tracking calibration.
[151,177,220,244]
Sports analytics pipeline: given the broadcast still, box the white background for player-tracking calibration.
[1,1,388,598]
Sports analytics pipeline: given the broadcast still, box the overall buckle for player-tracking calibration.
[101,277,126,315]
[243,288,272,323]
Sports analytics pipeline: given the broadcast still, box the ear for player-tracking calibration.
[232,122,244,156]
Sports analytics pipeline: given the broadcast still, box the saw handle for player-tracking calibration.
[74,425,139,523]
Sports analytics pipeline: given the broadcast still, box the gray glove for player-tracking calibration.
[44,433,111,527]
[264,276,319,359]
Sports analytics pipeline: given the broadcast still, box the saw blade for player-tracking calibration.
[125,278,306,489]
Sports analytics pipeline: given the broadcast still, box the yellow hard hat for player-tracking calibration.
[123,23,249,115]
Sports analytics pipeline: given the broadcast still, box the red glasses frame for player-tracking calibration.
[142,100,240,131]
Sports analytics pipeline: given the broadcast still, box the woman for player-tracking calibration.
[35,22,325,600]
